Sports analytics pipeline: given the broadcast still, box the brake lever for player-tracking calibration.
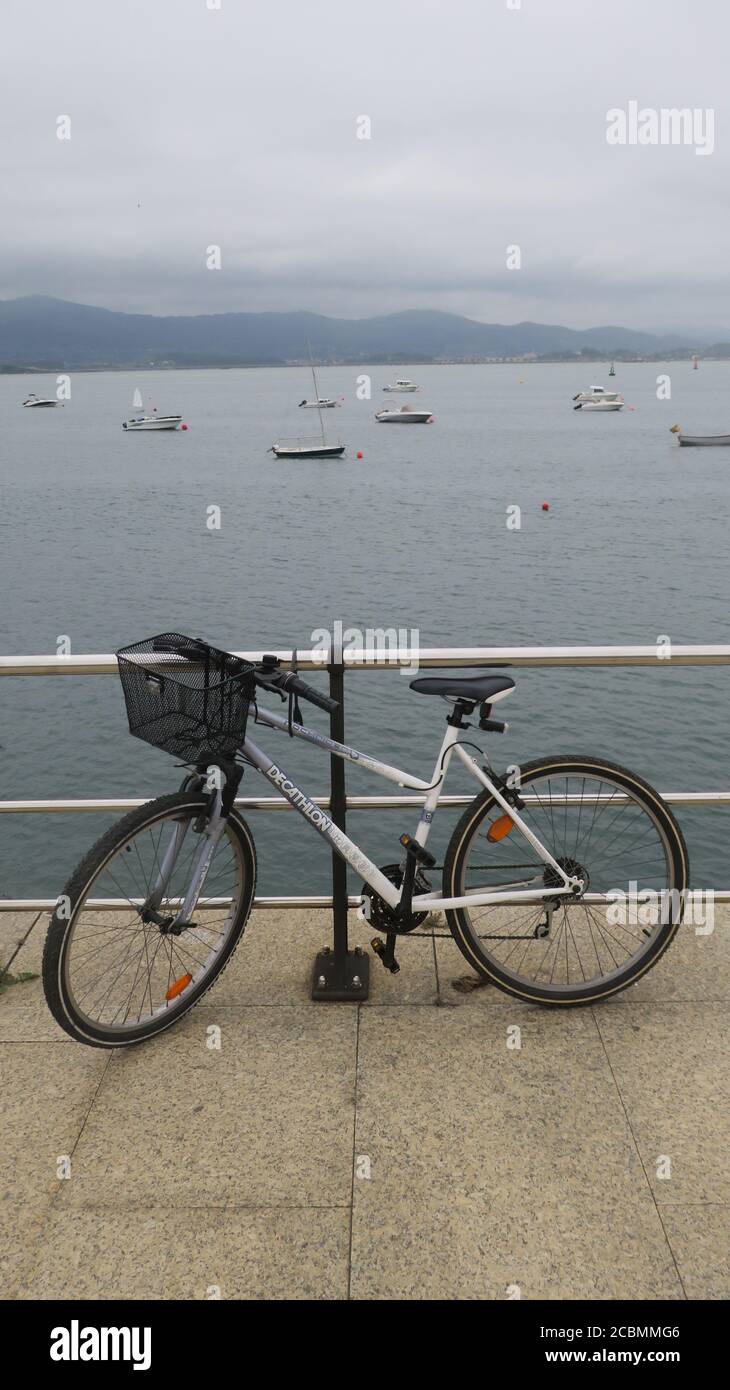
[255,675,287,701]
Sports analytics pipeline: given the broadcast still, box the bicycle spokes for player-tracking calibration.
[61,811,245,1032]
[455,768,680,994]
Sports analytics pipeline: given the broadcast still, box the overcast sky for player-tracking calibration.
[1,0,727,334]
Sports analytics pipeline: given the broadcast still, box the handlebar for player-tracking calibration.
[256,658,340,715]
[148,640,340,716]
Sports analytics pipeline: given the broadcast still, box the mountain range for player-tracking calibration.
[0,295,715,370]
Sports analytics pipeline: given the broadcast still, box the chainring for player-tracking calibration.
[360,862,432,935]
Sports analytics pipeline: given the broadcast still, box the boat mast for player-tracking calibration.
[307,340,325,444]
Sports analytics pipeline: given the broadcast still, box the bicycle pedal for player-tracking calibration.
[370,937,400,974]
[398,834,436,869]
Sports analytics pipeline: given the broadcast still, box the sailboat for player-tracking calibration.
[270,348,345,459]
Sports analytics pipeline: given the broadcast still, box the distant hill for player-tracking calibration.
[0,295,707,370]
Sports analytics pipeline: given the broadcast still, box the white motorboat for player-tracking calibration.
[573,385,624,407]
[298,398,340,409]
[23,393,58,408]
[122,414,182,431]
[575,384,622,401]
[375,406,434,423]
[382,379,419,393]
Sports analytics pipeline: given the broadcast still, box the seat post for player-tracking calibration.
[446,698,475,729]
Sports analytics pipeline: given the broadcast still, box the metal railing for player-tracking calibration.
[1,643,730,916]
[3,643,730,675]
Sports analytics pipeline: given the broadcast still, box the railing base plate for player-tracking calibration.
[311,947,370,1001]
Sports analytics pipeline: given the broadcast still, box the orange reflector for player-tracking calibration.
[166,973,192,1001]
[487,814,514,843]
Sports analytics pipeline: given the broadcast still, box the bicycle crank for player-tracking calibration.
[361,861,434,976]
[360,862,431,936]
[371,934,400,974]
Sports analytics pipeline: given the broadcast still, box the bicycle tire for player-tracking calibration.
[443,755,689,1006]
[42,791,256,1047]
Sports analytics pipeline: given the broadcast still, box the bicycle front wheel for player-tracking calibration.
[43,791,256,1047]
[443,755,689,1006]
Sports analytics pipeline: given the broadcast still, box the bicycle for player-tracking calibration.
[42,633,689,1047]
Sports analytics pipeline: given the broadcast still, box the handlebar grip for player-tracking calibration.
[278,671,340,714]
[300,683,340,715]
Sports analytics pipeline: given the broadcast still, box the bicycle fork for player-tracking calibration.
[141,765,241,931]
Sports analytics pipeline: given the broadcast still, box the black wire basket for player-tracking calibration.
[117,633,256,763]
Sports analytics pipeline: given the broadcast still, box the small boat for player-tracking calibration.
[573,385,623,405]
[23,393,58,408]
[382,379,419,393]
[269,439,345,459]
[375,406,434,423]
[298,398,340,409]
[670,425,730,447]
[609,362,616,377]
[271,345,345,459]
[123,414,182,431]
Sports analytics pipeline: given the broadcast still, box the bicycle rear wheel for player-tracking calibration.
[43,791,256,1046]
[443,755,688,1005]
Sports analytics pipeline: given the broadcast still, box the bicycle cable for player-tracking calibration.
[287,646,303,735]
[409,738,488,795]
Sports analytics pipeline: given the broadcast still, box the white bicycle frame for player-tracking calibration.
[238,703,579,912]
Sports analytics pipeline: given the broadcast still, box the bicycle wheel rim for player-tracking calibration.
[59,802,248,1037]
[448,761,685,1000]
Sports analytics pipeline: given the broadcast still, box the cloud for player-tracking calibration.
[0,0,728,333]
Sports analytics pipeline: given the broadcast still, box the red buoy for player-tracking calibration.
[356,451,363,459]
[181,423,188,430]
[542,502,549,511]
